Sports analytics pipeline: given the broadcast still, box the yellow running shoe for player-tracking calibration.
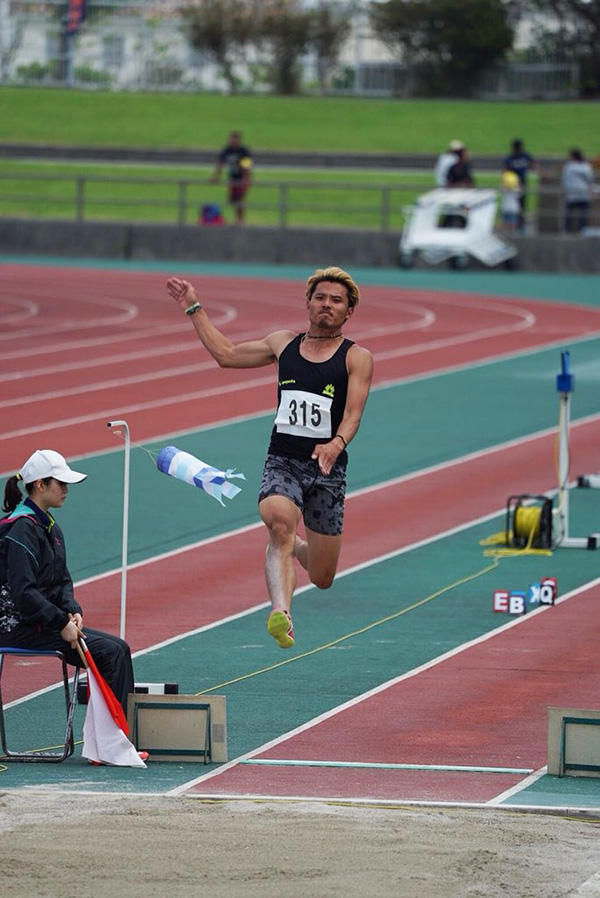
[267,609,295,649]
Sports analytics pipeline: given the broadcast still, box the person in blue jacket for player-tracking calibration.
[1,449,134,715]
[504,139,538,232]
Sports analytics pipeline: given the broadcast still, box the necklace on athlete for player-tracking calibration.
[302,332,343,341]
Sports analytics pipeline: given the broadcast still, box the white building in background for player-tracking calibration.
[0,0,578,98]
[0,0,203,90]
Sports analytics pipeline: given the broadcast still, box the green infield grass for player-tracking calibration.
[0,158,513,229]
[1,87,599,156]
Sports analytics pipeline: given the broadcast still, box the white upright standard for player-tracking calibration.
[554,351,599,550]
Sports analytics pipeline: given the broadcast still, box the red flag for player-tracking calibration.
[79,638,146,768]
[81,638,128,735]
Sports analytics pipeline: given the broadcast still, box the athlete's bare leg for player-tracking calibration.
[259,496,343,648]
[304,527,343,590]
[259,495,301,614]
[289,530,343,589]
[292,534,308,570]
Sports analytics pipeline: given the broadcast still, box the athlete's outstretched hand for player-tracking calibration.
[166,277,198,312]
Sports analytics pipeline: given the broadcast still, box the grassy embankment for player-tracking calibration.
[1,88,597,227]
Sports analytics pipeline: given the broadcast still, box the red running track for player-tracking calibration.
[186,580,600,804]
[3,264,600,807]
[3,265,600,670]
[2,264,600,468]
[3,357,600,716]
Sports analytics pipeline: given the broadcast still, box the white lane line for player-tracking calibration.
[167,576,600,796]
[1,472,547,710]
[240,759,535,774]
[1,270,417,365]
[0,302,238,362]
[114,500,515,662]
[0,288,536,404]
[7,445,600,805]
[59,408,600,595]
[371,326,600,393]
[0,359,243,411]
[0,316,297,382]
[486,766,548,805]
[0,297,39,324]
[4,499,509,712]
[4,322,600,442]
[1,306,430,382]
[0,371,275,440]
[0,294,141,340]
[1,304,435,403]
[1,289,545,407]
[374,312,535,361]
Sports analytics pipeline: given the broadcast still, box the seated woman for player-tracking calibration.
[1,449,134,716]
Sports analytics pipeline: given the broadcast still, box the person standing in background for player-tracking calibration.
[504,139,537,232]
[211,130,253,225]
[561,148,595,234]
[499,168,522,232]
[434,140,464,187]
[446,147,474,188]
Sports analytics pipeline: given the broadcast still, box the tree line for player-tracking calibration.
[183,0,350,95]
[182,0,600,97]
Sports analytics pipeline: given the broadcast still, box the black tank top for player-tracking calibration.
[267,334,353,462]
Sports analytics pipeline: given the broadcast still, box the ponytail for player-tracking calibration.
[2,475,23,515]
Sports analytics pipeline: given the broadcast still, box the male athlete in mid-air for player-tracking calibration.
[166,267,373,648]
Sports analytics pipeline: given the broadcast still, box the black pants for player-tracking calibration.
[2,626,134,715]
[565,200,590,234]
[517,191,527,233]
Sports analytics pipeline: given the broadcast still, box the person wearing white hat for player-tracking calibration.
[0,450,135,715]
[18,448,88,486]
[434,139,464,187]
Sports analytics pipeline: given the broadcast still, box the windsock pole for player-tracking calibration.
[108,419,131,638]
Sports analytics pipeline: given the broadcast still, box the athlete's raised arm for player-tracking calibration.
[166,277,293,368]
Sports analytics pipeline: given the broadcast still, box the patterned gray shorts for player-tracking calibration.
[258,454,347,536]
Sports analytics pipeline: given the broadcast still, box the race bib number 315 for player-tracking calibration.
[274,389,333,439]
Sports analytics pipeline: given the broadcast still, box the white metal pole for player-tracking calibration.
[108,420,130,640]
[554,352,598,549]
[557,390,570,541]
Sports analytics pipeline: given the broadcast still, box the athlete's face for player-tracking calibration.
[306,281,353,330]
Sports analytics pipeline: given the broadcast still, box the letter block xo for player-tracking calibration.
[493,578,557,615]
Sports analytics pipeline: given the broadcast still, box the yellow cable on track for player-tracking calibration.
[195,556,502,696]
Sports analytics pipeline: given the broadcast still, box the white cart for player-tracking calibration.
[399,188,518,270]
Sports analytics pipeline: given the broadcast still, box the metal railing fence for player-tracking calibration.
[0,171,596,234]
[0,172,433,231]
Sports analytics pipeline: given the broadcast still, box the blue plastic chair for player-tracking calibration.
[0,648,80,762]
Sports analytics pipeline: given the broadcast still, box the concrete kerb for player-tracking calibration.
[2,218,600,272]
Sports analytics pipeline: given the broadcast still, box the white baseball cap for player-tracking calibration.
[20,450,87,485]
[449,140,464,151]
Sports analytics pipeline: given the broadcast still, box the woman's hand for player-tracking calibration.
[61,618,83,649]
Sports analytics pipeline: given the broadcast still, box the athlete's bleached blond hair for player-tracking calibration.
[305,266,361,309]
